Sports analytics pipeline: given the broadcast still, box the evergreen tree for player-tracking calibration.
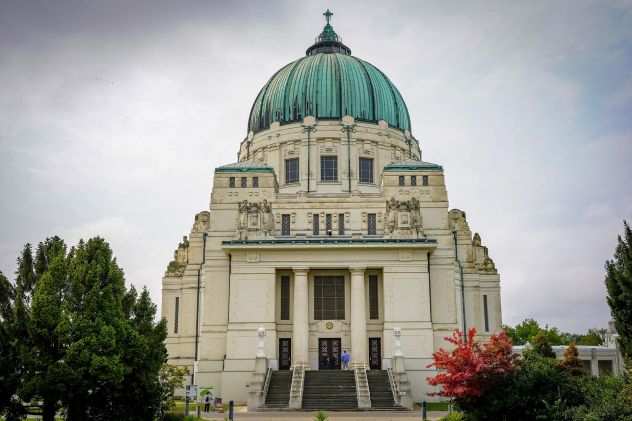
[60,238,167,421]
[24,237,69,421]
[532,330,556,358]
[560,342,583,376]
[111,287,167,420]
[1,236,167,420]
[605,221,632,359]
[0,271,22,420]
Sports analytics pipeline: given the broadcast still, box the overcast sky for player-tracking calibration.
[1,0,631,333]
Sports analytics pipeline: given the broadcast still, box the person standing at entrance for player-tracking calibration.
[204,393,211,413]
[341,350,350,370]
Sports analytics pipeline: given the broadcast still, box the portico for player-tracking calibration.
[221,239,437,374]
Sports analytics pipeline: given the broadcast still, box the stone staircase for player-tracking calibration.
[302,370,358,410]
[367,370,404,410]
[264,371,292,408]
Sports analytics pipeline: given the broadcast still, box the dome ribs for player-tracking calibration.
[247,53,411,134]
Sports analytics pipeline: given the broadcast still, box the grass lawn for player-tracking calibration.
[426,401,451,411]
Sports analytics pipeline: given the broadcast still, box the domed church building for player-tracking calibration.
[162,11,502,409]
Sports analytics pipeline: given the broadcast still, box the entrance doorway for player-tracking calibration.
[318,338,341,369]
[279,338,291,370]
[369,337,381,369]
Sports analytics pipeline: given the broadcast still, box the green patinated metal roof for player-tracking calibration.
[215,161,274,173]
[383,160,443,172]
[247,11,411,134]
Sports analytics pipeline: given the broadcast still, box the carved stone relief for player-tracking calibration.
[166,236,189,275]
[237,199,275,240]
[384,197,424,238]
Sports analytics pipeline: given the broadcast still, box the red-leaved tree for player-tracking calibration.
[427,328,517,399]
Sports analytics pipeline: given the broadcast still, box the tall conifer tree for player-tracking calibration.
[605,221,632,359]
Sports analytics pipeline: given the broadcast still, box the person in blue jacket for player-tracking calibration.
[341,350,351,370]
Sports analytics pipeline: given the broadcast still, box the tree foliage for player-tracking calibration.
[605,220,632,359]
[504,318,605,347]
[428,329,632,421]
[427,328,517,399]
[559,342,583,376]
[532,330,556,358]
[159,364,190,417]
[0,236,167,421]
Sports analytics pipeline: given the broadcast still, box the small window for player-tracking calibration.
[174,297,180,334]
[320,156,338,182]
[281,214,291,236]
[359,158,374,184]
[229,177,235,188]
[325,214,332,235]
[411,175,417,186]
[398,176,405,186]
[483,295,489,332]
[252,176,259,188]
[367,213,377,235]
[240,177,247,188]
[280,276,290,320]
[422,175,429,186]
[285,158,299,184]
[369,275,379,320]
[338,213,345,235]
[313,214,320,235]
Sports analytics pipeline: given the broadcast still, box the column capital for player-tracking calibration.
[293,267,309,275]
[349,267,366,274]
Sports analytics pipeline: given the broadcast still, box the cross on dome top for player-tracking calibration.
[323,9,333,25]
[306,9,351,56]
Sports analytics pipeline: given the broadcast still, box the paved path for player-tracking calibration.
[200,410,448,420]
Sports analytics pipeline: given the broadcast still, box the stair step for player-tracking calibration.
[264,371,292,409]
[302,371,358,410]
[366,370,402,410]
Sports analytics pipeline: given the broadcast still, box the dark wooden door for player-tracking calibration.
[369,337,381,369]
[318,338,341,369]
[279,338,291,370]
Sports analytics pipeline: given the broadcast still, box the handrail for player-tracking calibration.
[353,365,371,408]
[387,367,400,404]
[261,367,273,404]
[288,364,306,409]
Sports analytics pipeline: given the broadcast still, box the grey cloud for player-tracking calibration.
[1,0,631,333]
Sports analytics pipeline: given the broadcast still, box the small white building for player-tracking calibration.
[513,322,625,377]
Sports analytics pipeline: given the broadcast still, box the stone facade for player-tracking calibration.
[161,116,502,403]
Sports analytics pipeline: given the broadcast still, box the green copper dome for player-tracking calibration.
[248,11,411,134]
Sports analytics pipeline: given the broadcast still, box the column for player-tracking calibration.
[292,268,309,366]
[350,267,367,366]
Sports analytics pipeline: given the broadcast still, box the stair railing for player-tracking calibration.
[387,367,401,405]
[354,364,372,409]
[288,364,306,409]
[261,367,273,404]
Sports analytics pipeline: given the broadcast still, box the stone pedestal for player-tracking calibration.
[393,355,413,409]
[247,327,268,410]
[247,356,268,410]
[392,328,413,409]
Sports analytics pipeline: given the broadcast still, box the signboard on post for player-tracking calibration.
[186,384,198,400]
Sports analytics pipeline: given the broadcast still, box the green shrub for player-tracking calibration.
[162,414,184,421]
[553,375,632,421]
[440,413,465,421]
[314,410,328,421]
